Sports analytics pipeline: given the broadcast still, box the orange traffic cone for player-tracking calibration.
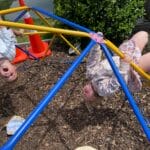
[19,0,51,58]
[12,47,28,64]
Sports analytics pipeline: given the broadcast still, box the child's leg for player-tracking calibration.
[139,52,150,73]
[86,44,102,79]
[130,31,148,52]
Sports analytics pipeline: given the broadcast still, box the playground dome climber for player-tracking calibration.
[0,2,150,149]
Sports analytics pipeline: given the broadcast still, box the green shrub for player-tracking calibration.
[54,0,145,45]
[144,0,150,20]
[0,0,14,10]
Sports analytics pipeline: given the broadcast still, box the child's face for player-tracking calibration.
[0,60,17,82]
[83,83,97,102]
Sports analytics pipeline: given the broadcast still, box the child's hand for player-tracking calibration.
[122,53,132,63]
[13,29,24,37]
[0,59,17,82]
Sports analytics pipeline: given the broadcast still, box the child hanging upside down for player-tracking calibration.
[83,31,150,102]
[0,16,24,82]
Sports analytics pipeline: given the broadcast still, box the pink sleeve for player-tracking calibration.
[86,44,102,79]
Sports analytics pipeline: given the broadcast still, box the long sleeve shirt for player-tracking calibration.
[0,27,16,61]
[86,40,142,97]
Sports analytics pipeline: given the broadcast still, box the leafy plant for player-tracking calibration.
[144,0,150,20]
[54,0,145,45]
[0,0,14,10]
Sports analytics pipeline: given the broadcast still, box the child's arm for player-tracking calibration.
[90,56,130,97]
[86,44,102,79]
[87,44,102,68]
[91,75,120,97]
[12,29,24,36]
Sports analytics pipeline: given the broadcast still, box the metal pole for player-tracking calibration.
[0,40,96,150]
[100,43,150,141]
[32,7,92,33]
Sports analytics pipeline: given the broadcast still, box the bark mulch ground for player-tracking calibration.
[0,43,150,150]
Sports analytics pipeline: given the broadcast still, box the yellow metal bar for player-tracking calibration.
[59,34,80,55]
[25,30,81,55]
[27,10,80,56]
[105,39,124,58]
[32,11,80,56]
[0,20,90,37]
[42,34,56,59]
[130,62,150,80]
[32,10,80,55]
[24,31,49,35]
[105,39,150,80]
[32,10,52,26]
[0,6,29,15]
[27,10,81,55]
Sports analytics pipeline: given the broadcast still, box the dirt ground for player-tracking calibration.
[0,42,150,150]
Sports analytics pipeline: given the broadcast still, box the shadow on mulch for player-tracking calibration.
[61,101,146,140]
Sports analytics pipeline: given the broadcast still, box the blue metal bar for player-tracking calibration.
[0,40,96,150]
[100,43,150,141]
[31,7,118,59]
[1,6,149,149]
[15,45,39,61]
[107,47,114,56]
[31,7,92,33]
[14,10,27,22]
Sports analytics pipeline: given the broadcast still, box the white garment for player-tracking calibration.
[0,27,16,61]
